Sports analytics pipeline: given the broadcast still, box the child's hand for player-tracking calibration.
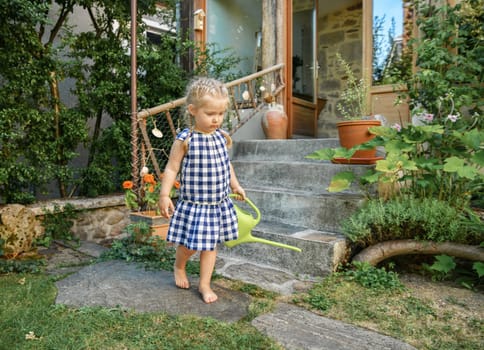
[158,196,174,218]
[231,186,246,201]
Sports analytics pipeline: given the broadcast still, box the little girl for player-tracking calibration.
[158,77,246,304]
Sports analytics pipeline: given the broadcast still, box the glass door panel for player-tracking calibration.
[292,4,316,102]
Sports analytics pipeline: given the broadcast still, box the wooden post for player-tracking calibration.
[130,0,139,189]
[262,0,277,69]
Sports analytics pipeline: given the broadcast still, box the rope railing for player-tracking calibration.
[135,63,285,181]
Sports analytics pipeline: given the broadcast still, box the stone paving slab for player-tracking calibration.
[75,240,108,258]
[216,256,313,295]
[252,303,417,350]
[39,242,96,276]
[55,260,250,323]
[50,242,418,349]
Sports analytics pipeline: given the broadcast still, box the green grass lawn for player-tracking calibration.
[0,274,282,350]
[1,238,482,350]
[291,267,483,350]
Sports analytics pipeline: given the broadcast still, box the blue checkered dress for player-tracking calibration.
[166,128,238,251]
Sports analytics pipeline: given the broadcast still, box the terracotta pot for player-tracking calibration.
[334,120,382,164]
[261,104,288,139]
[129,211,169,241]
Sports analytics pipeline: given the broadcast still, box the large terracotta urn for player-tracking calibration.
[261,103,288,139]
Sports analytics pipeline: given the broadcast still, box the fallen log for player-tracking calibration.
[353,239,484,266]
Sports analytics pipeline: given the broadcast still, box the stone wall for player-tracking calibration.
[27,195,131,242]
[317,2,363,138]
[1,195,130,256]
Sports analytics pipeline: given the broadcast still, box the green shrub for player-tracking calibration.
[302,262,404,312]
[341,261,405,291]
[0,259,46,274]
[342,197,482,247]
[100,223,199,275]
[37,204,80,247]
[424,254,484,290]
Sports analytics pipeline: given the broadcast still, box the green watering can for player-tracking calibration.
[225,194,302,252]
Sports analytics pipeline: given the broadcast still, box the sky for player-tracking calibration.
[374,0,403,38]
[373,0,404,68]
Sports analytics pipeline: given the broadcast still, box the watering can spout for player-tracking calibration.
[226,195,302,253]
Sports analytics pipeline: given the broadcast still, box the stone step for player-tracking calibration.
[232,138,341,162]
[218,220,347,277]
[238,188,364,234]
[228,138,365,277]
[232,159,369,194]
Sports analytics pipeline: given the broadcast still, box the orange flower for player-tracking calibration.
[173,180,181,189]
[147,184,155,193]
[143,173,156,184]
[122,180,134,190]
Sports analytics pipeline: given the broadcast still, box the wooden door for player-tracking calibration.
[291,0,319,137]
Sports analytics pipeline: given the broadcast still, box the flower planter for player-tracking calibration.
[129,211,170,241]
[333,120,383,164]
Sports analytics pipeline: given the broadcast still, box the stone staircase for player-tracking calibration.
[218,138,370,278]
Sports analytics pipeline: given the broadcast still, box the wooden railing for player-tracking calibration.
[136,63,285,180]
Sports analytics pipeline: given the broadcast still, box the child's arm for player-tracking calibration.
[230,163,246,200]
[159,139,184,218]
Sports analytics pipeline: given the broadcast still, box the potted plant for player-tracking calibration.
[333,52,382,164]
[122,168,180,240]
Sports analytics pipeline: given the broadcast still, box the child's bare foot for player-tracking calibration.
[174,266,190,289]
[199,286,218,304]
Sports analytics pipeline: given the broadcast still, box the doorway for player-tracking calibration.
[291,0,320,137]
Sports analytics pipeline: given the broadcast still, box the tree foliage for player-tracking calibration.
[408,0,484,120]
[0,0,185,202]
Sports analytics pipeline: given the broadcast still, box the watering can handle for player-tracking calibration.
[229,194,261,224]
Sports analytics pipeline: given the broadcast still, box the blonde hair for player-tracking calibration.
[186,77,230,108]
[182,77,232,153]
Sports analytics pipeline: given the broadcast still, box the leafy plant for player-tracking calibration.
[307,107,483,209]
[100,223,199,275]
[123,171,180,213]
[37,204,80,248]
[66,1,185,199]
[424,254,484,290]
[300,261,404,312]
[0,2,173,202]
[192,43,246,83]
[341,197,482,247]
[425,254,457,280]
[407,0,483,124]
[341,261,405,291]
[0,1,89,202]
[304,289,335,312]
[335,52,371,120]
[0,259,46,274]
